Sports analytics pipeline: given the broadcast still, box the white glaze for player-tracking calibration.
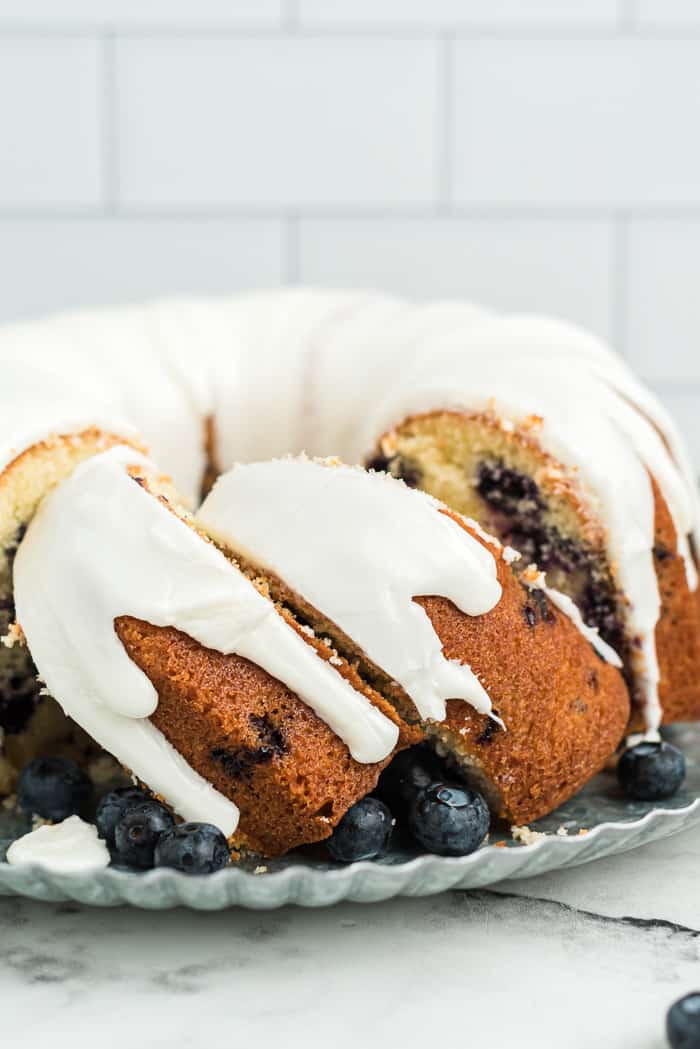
[198,457,503,723]
[522,567,623,668]
[6,816,110,873]
[13,448,400,832]
[1,290,697,738]
[354,311,700,730]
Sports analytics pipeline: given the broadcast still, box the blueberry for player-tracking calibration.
[154,822,230,875]
[95,786,151,847]
[112,799,174,869]
[17,756,90,822]
[327,797,392,863]
[667,992,700,1049]
[375,745,442,822]
[617,741,686,801]
[409,783,490,856]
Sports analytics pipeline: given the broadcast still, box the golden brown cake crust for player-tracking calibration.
[116,505,630,843]
[651,477,700,725]
[115,616,418,857]
[381,408,700,730]
[422,513,630,825]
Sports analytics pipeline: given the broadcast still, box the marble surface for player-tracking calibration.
[1,823,698,1049]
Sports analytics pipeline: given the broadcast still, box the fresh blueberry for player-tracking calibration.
[16,756,90,822]
[112,799,174,869]
[327,797,392,863]
[408,783,490,856]
[617,741,686,801]
[375,745,442,822]
[154,822,230,874]
[667,992,700,1049]
[95,786,151,846]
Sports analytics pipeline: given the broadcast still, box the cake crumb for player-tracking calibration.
[1,623,24,649]
[556,825,569,837]
[502,545,521,565]
[578,828,589,836]
[493,840,507,848]
[511,824,548,846]
[253,865,268,875]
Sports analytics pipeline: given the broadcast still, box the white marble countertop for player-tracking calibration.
[2,823,698,1049]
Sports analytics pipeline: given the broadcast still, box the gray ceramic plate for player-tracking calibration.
[0,724,697,910]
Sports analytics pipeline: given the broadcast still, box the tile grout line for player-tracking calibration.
[4,25,700,40]
[618,0,639,34]
[101,31,119,214]
[282,0,299,33]
[284,213,301,284]
[611,214,629,358]
[436,33,455,211]
[3,206,700,221]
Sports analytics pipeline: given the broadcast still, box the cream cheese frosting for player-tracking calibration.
[352,312,699,730]
[12,447,401,834]
[198,456,504,723]
[6,816,110,873]
[0,290,697,735]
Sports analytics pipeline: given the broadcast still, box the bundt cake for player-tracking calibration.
[0,289,695,860]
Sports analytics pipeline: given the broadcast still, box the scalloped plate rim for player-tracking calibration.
[0,794,697,909]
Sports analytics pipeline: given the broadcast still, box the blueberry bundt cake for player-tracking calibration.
[0,290,695,860]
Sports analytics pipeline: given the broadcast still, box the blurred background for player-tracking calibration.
[0,1,699,461]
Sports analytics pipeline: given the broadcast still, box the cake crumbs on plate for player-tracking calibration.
[511,824,548,846]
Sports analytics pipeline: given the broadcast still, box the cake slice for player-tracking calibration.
[197,456,630,824]
[11,447,418,856]
[359,314,700,734]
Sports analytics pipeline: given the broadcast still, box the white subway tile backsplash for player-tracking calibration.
[625,220,700,381]
[116,38,439,208]
[298,218,613,338]
[0,38,102,207]
[651,388,700,473]
[299,0,621,29]
[0,219,284,323]
[0,1,282,27]
[0,8,697,464]
[633,2,700,27]
[453,40,700,207]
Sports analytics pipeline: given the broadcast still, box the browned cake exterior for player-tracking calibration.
[651,477,700,725]
[115,616,419,857]
[422,514,630,825]
[375,409,700,729]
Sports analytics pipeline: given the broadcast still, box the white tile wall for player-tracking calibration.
[653,389,700,472]
[453,40,700,207]
[299,219,614,338]
[632,2,700,28]
[625,220,700,382]
[0,38,102,207]
[0,1,283,27]
[117,37,439,208]
[0,219,284,322]
[1,2,700,462]
[298,0,621,29]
